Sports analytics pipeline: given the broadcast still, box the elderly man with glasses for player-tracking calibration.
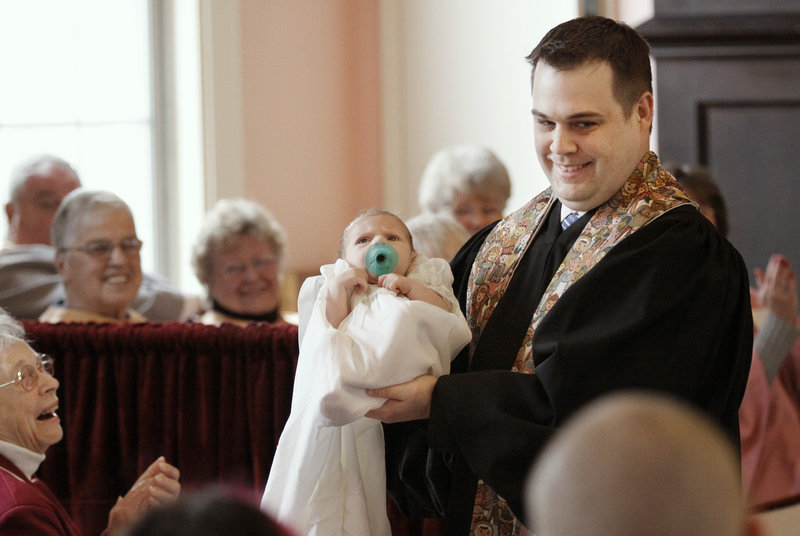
[0,309,180,534]
[39,189,146,323]
[1,155,202,322]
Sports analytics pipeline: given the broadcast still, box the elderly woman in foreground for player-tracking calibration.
[0,309,180,535]
[192,199,292,326]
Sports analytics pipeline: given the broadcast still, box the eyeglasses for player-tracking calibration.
[0,354,55,391]
[59,238,143,259]
[222,257,278,276]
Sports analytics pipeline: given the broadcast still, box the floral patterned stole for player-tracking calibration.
[465,152,695,535]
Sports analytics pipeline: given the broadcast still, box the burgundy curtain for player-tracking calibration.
[23,321,297,536]
[21,320,444,536]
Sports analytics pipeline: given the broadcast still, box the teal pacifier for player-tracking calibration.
[365,242,399,277]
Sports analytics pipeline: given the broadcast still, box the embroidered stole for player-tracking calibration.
[465,152,695,535]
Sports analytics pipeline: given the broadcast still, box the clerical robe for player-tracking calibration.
[384,153,753,535]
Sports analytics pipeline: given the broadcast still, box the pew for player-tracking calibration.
[22,320,444,536]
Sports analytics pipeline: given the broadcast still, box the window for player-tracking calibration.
[0,0,204,292]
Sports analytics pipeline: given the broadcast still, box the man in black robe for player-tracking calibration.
[367,16,753,536]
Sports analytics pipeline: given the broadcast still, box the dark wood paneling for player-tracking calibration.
[640,3,800,282]
[655,56,800,163]
[704,104,800,282]
[655,0,800,17]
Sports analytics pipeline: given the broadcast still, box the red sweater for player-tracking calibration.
[0,453,82,536]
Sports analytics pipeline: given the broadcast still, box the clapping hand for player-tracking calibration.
[754,254,798,323]
[106,456,181,535]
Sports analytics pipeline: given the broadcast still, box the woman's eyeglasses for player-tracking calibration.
[58,238,143,260]
[0,354,55,391]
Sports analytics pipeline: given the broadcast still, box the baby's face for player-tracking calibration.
[342,213,415,282]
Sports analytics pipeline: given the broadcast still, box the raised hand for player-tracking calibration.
[754,254,798,323]
[106,456,181,535]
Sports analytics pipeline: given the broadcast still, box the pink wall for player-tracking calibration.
[239,0,382,274]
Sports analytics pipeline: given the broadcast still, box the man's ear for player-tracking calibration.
[5,202,14,225]
[635,92,654,132]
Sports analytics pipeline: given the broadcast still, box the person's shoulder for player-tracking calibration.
[134,274,200,321]
[195,309,238,326]
[628,204,748,270]
[410,252,449,272]
[0,244,56,269]
[644,205,731,246]
[0,467,42,507]
[298,273,325,300]
[320,259,347,280]
[0,460,74,534]
[408,254,453,285]
[37,305,66,324]
[0,464,24,490]
[451,223,496,266]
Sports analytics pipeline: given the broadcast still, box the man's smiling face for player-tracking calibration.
[532,60,653,212]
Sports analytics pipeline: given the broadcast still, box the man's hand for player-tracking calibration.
[365,374,438,422]
[106,456,181,535]
[754,254,798,323]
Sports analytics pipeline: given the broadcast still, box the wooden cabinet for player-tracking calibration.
[638,1,800,282]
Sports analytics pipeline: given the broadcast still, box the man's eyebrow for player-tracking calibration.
[532,110,603,121]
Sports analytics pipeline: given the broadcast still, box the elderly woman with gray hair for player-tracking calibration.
[418,145,512,236]
[40,189,145,323]
[191,199,292,326]
[0,309,181,534]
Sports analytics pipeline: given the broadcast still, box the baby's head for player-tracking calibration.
[339,210,416,282]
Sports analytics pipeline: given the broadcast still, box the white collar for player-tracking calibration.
[560,204,586,221]
[0,439,45,480]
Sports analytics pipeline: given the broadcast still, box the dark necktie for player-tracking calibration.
[561,211,580,231]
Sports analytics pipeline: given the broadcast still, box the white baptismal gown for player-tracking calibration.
[261,255,471,536]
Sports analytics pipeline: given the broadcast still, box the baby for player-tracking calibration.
[262,209,471,536]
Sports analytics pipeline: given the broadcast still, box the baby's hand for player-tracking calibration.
[325,266,370,328]
[379,273,413,296]
[332,266,369,295]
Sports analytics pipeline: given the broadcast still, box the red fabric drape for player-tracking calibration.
[21,320,445,536]
[23,321,298,536]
